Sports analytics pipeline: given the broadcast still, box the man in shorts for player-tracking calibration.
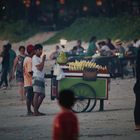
[23,44,35,115]
[32,44,46,116]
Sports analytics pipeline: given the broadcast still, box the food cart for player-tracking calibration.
[47,50,136,113]
[50,61,110,113]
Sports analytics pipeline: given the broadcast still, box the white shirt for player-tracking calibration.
[134,40,140,48]
[32,55,45,79]
[100,45,110,51]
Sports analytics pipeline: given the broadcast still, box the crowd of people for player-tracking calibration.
[49,37,140,60]
[0,43,46,116]
[81,37,139,58]
[0,43,79,139]
[49,37,140,78]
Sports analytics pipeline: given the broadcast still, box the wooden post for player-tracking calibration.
[99,99,104,111]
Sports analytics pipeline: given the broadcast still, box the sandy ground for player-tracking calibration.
[0,76,140,140]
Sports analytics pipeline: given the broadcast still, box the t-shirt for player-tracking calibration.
[72,46,84,55]
[23,56,32,87]
[32,55,45,79]
[100,45,110,51]
[53,111,79,140]
[87,42,97,56]
[118,46,125,56]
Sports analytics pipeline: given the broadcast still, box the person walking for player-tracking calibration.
[53,89,79,140]
[32,44,46,116]
[0,44,10,89]
[12,46,26,101]
[23,44,35,116]
[133,47,140,131]
[7,43,16,87]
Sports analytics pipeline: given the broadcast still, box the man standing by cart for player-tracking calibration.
[32,44,46,116]
[23,44,35,116]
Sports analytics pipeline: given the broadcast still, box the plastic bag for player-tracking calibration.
[53,64,65,80]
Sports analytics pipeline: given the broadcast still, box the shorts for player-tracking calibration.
[24,86,34,100]
[32,77,45,96]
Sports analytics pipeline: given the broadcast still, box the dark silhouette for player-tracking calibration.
[133,48,140,131]
[0,44,10,88]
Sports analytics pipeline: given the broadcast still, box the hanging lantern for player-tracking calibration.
[96,0,102,6]
[25,3,30,8]
[36,0,40,6]
[83,6,88,12]
[23,0,31,8]
[23,0,26,4]
[60,0,65,5]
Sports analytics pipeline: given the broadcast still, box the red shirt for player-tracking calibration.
[53,110,79,140]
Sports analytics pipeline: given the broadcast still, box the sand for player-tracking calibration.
[0,75,140,140]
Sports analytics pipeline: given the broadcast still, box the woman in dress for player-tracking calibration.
[13,46,26,101]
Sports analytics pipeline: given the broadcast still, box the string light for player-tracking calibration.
[23,0,40,8]
[23,0,31,8]
[96,0,102,6]
[60,0,65,5]
[36,0,40,6]
[2,6,5,10]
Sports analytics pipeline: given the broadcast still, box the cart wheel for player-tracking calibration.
[72,99,90,113]
[86,98,97,112]
[70,83,96,113]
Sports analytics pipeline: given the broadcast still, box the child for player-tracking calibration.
[23,44,35,115]
[32,44,46,116]
[53,89,79,140]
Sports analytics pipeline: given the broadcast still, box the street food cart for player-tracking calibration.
[50,62,110,113]
[47,51,136,113]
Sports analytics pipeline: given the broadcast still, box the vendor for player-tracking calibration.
[98,41,112,56]
[71,40,84,55]
[114,39,125,57]
[49,45,60,60]
[86,36,97,57]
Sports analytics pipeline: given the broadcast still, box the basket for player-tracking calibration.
[83,68,97,81]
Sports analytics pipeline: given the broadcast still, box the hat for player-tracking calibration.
[115,39,122,45]
[27,44,34,54]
